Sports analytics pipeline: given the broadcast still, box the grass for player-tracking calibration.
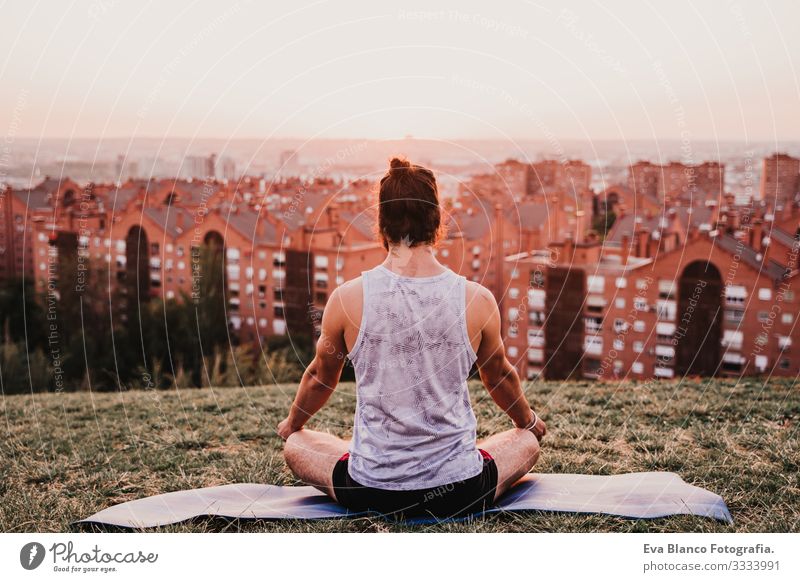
[1,379,798,532]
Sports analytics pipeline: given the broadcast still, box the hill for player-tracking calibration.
[1,379,797,532]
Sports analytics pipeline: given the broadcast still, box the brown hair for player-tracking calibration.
[377,157,443,250]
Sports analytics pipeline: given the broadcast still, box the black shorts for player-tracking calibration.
[332,449,498,519]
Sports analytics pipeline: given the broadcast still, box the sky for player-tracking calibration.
[1,0,799,142]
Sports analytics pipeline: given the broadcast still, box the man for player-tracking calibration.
[278,157,545,518]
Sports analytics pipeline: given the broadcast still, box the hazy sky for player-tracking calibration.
[2,0,798,141]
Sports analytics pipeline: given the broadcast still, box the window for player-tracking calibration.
[314,255,329,269]
[758,288,772,301]
[656,322,676,341]
[633,320,645,332]
[778,336,792,350]
[725,309,744,323]
[634,297,648,312]
[507,346,519,358]
[654,366,674,378]
[613,318,628,333]
[508,307,519,321]
[656,300,676,320]
[633,341,644,353]
[584,336,603,355]
[527,329,544,347]
[527,348,544,363]
[315,292,327,304]
[755,355,768,372]
[615,277,626,289]
[722,330,744,350]
[615,297,626,309]
[587,275,605,294]
[636,279,649,290]
[655,344,675,359]
[725,285,747,305]
[613,339,624,351]
[658,279,675,299]
[782,313,793,324]
[757,311,769,323]
[632,361,644,374]
[529,311,545,326]
[509,287,520,300]
[586,296,605,313]
[585,317,602,333]
[528,289,545,309]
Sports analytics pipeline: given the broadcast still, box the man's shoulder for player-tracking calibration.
[328,276,363,318]
[465,279,497,306]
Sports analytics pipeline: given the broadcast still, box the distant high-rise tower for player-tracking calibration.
[761,153,800,204]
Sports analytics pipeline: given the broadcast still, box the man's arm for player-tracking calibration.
[277,287,347,439]
[473,286,546,440]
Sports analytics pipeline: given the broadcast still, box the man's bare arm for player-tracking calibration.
[277,287,347,439]
[473,286,546,439]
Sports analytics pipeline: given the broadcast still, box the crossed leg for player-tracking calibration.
[477,428,541,502]
[283,429,350,502]
[284,427,540,504]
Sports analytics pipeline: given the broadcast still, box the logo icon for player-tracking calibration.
[20,542,46,570]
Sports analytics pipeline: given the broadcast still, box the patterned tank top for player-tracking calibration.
[346,264,483,490]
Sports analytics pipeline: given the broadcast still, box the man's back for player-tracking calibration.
[343,264,483,490]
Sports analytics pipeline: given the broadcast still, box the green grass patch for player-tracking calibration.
[1,379,798,532]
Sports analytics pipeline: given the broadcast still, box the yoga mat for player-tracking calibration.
[77,471,732,528]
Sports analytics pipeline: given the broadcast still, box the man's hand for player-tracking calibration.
[514,408,547,443]
[530,416,547,443]
[277,418,302,440]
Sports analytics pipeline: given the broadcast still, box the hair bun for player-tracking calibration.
[389,157,411,175]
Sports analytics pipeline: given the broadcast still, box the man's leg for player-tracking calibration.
[283,429,350,502]
[477,428,540,502]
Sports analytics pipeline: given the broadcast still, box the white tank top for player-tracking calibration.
[346,264,484,490]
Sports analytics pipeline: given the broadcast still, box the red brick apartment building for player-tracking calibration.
[3,153,800,379]
[502,171,800,380]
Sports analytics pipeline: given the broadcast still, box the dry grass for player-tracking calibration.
[1,378,798,532]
